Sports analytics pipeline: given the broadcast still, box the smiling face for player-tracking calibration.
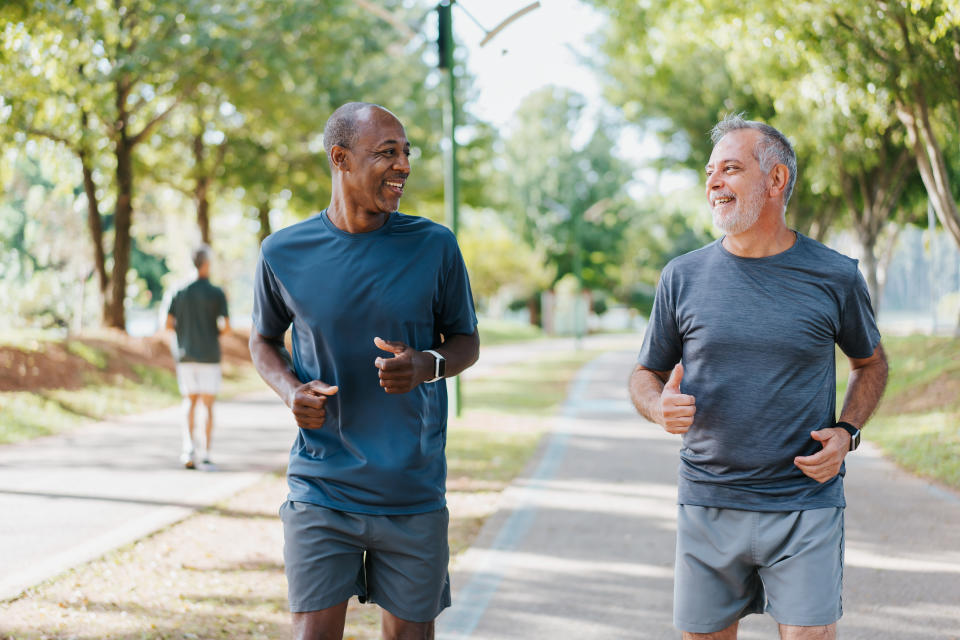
[705,129,769,236]
[340,107,411,216]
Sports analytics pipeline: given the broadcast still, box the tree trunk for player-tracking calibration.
[257,203,272,244]
[107,129,134,330]
[897,94,960,249]
[78,147,109,317]
[193,132,211,245]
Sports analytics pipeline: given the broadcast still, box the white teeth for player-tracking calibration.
[386,181,403,189]
[715,197,733,205]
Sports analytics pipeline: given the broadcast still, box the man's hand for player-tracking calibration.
[289,380,339,429]
[660,363,696,434]
[794,428,850,483]
[374,336,430,394]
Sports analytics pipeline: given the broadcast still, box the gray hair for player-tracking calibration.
[710,113,797,208]
[192,244,213,269]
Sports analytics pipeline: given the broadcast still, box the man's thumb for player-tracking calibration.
[664,363,684,393]
[374,336,404,355]
[310,381,339,396]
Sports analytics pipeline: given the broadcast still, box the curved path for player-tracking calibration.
[438,347,960,640]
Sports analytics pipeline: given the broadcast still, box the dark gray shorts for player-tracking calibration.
[279,500,451,622]
[674,505,844,633]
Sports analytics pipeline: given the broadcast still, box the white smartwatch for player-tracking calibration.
[423,349,446,383]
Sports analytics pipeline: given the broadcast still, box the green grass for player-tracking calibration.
[65,341,109,369]
[463,347,604,413]
[477,317,546,346]
[446,428,544,485]
[836,335,960,490]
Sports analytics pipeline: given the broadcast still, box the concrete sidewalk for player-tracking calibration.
[438,348,960,640]
[0,392,294,600]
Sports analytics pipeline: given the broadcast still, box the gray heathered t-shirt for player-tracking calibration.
[637,233,881,511]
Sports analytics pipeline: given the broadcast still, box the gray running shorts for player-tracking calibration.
[279,500,451,622]
[674,505,844,633]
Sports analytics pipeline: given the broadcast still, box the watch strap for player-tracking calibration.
[423,349,445,383]
[835,421,861,451]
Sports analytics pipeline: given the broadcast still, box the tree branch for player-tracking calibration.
[129,98,180,147]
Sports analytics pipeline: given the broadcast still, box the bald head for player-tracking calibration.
[323,102,399,168]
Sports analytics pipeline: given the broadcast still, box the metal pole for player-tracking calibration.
[438,1,462,415]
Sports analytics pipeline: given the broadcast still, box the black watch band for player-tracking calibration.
[835,421,861,451]
[423,349,445,383]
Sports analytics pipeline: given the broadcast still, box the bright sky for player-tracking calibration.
[452,0,605,129]
[449,0,696,196]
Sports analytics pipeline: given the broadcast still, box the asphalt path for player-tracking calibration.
[0,392,294,600]
[4,337,959,639]
[438,347,960,640]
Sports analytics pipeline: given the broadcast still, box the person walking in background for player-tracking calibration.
[249,102,479,640]
[629,114,888,639]
[166,244,231,470]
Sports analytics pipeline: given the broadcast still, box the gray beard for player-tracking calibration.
[711,183,765,235]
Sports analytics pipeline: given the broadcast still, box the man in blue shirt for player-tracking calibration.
[629,115,888,639]
[249,102,479,640]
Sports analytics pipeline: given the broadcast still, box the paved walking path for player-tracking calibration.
[0,392,294,600]
[438,347,960,640]
[0,335,617,603]
[4,339,959,639]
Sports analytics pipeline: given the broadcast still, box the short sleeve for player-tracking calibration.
[837,267,881,359]
[637,267,683,371]
[252,251,293,338]
[167,291,180,318]
[218,289,229,318]
[435,237,478,336]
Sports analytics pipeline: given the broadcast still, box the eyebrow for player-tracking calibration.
[377,139,409,147]
[705,158,744,170]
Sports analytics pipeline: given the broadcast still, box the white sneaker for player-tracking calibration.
[180,451,196,469]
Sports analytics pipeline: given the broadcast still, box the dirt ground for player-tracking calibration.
[0,329,253,393]
[0,470,502,640]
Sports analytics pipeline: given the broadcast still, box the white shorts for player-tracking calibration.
[176,362,222,396]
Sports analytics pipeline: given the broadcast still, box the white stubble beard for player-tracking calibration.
[711,178,766,236]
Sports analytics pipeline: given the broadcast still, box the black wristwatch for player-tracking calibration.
[836,421,861,451]
[423,349,446,383]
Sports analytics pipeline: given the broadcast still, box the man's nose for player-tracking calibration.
[394,152,410,173]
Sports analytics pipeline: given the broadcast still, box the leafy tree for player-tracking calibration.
[502,87,635,298]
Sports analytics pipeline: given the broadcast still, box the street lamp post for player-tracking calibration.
[436,1,541,415]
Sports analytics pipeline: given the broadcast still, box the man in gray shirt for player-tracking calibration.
[629,114,888,640]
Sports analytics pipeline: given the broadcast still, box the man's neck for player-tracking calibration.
[722,212,796,258]
[326,199,390,234]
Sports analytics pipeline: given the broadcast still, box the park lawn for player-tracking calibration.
[837,334,960,489]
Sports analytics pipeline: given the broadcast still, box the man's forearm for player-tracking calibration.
[249,331,301,407]
[435,329,480,378]
[629,365,666,425]
[839,343,889,429]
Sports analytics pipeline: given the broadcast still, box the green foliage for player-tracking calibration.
[836,335,960,489]
[502,86,635,296]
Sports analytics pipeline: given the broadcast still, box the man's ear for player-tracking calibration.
[330,145,349,172]
[769,164,789,198]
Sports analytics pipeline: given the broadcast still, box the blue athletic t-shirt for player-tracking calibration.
[253,210,477,515]
[637,233,881,511]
